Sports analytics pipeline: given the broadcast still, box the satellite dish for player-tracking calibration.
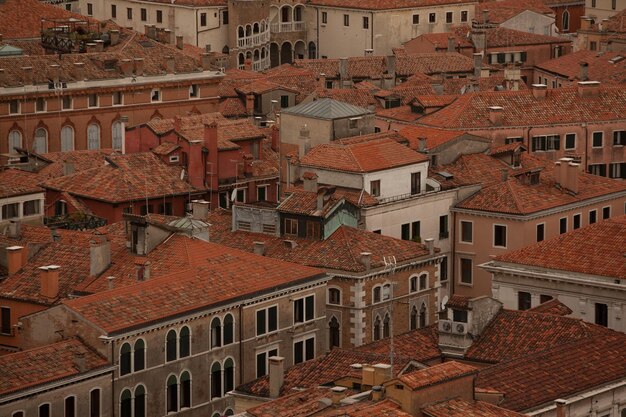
[180,169,185,180]
[441,295,449,310]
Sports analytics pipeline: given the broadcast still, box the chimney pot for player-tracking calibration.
[555,399,568,417]
[253,241,266,256]
[6,246,26,275]
[133,58,145,76]
[418,137,427,152]
[39,265,60,299]
[8,220,22,238]
[473,53,483,78]
[90,239,111,277]
[531,84,547,99]
[331,386,347,404]
[359,252,372,271]
[107,276,115,290]
[191,199,210,220]
[73,62,86,81]
[74,352,86,373]
[269,356,285,398]
[201,53,212,71]
[424,238,434,255]
[176,35,184,50]
[371,385,384,402]
[22,66,33,86]
[447,36,455,52]
[488,106,504,126]
[303,172,318,192]
[579,61,589,81]
[109,29,120,46]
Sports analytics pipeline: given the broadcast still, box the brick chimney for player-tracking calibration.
[531,84,547,99]
[554,160,562,187]
[580,16,592,30]
[373,363,392,385]
[133,58,145,76]
[331,386,347,404]
[384,55,396,79]
[418,137,427,152]
[319,72,326,89]
[565,162,580,194]
[191,200,210,219]
[204,122,219,191]
[134,258,150,281]
[109,29,120,46]
[22,66,33,85]
[316,187,326,210]
[119,59,133,76]
[93,39,105,52]
[270,125,280,152]
[473,53,482,78]
[577,81,600,98]
[6,246,26,274]
[424,238,435,255]
[90,238,111,277]
[201,53,212,71]
[555,399,568,417]
[269,356,285,398]
[245,94,255,115]
[447,36,455,52]
[73,351,86,373]
[371,385,384,402]
[303,172,318,192]
[488,106,503,126]
[339,57,348,83]
[39,265,60,299]
[253,241,266,256]
[359,252,372,271]
[73,62,85,81]
[48,64,60,85]
[176,35,184,50]
[165,56,175,74]
[579,61,589,81]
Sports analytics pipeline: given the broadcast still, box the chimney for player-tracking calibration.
[424,238,434,255]
[269,356,285,398]
[504,66,521,91]
[473,53,482,78]
[362,364,375,386]
[145,24,154,38]
[6,246,26,274]
[22,66,33,85]
[205,44,212,53]
[119,59,133,76]
[270,125,280,152]
[74,351,86,373]
[201,53,212,71]
[555,399,568,417]
[93,39,105,52]
[109,29,120,46]
[385,55,396,79]
[90,238,111,277]
[244,58,252,71]
[107,276,115,290]
[331,386,347,404]
[531,84,547,99]
[48,64,60,85]
[134,258,150,281]
[303,172,318,192]
[191,200,210,220]
[319,72,327,89]
[554,161,562,187]
[372,386,384,402]
[339,57,348,83]
[359,252,372,271]
[577,81,600,98]
[447,36,455,52]
[566,162,580,194]
[373,363,392,385]
[204,122,219,191]
[39,265,60,299]
[559,157,572,190]
[580,16,592,31]
[86,43,97,53]
[418,137,427,152]
[501,168,509,181]
[253,241,266,256]
[8,220,21,239]
[283,239,298,249]
[245,94,255,115]
[73,62,85,81]
[316,188,326,211]
[488,106,503,126]
[163,29,173,44]
[579,62,589,81]
[133,58,144,76]
[482,9,489,24]
[165,56,175,74]
[176,35,184,50]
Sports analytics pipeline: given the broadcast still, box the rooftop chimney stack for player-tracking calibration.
[531,84,547,99]
[360,252,372,271]
[577,81,600,98]
[93,39,105,52]
[90,238,111,277]
[488,106,504,126]
[191,200,210,220]
[253,242,266,256]
[554,161,562,187]
[165,56,175,74]
[473,53,482,78]
[339,57,348,84]
[371,385,384,402]
[424,238,434,255]
[176,35,184,50]
[201,53,212,71]
[6,246,26,275]
[22,66,33,85]
[74,351,86,373]
[107,276,115,290]
[447,36,455,52]
[579,61,589,81]
[316,187,325,211]
[73,62,85,81]
[48,64,60,85]
[109,29,120,46]
[8,220,21,239]
[555,399,568,417]
[418,137,427,152]
[269,356,285,398]
[331,386,347,404]
[133,58,145,76]
[566,162,580,194]
[119,59,133,76]
[245,93,255,115]
[483,9,489,24]
[319,72,327,89]
[39,265,60,299]
[303,172,318,192]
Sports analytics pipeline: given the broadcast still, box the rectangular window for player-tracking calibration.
[280,95,289,108]
[200,12,207,26]
[88,94,98,108]
[410,172,421,195]
[602,206,610,219]
[446,11,453,23]
[494,224,507,247]
[256,348,278,377]
[139,204,152,215]
[460,221,472,243]
[518,291,532,311]
[322,12,327,24]
[23,200,40,216]
[256,305,278,336]
[565,133,576,149]
[573,213,581,229]
[236,188,245,203]
[140,8,147,21]
[370,180,380,197]
[460,10,468,22]
[284,218,298,236]
[460,258,472,284]
[127,7,132,19]
[87,2,93,15]
[112,91,123,105]
[9,99,19,114]
[588,163,607,177]
[613,130,626,146]
[592,131,603,147]
[294,295,314,324]
[111,4,116,18]
[609,162,626,179]
[536,223,545,242]
[453,309,468,323]
[411,221,420,241]
[222,11,229,24]
[532,135,560,151]
[189,84,199,98]
[589,209,597,224]
[429,13,436,23]
[158,202,172,215]
[412,14,419,24]
[156,10,163,23]
[2,203,19,219]
[151,89,161,102]
[343,14,349,26]
[306,221,320,239]
[294,336,315,364]
[612,0,616,9]
[1,307,10,335]
[439,215,449,239]
[363,16,369,29]
[559,217,567,234]
[62,96,72,110]
[595,303,608,326]
[90,389,101,417]
[440,256,448,281]
[257,185,267,202]
[35,97,46,112]
[401,223,410,240]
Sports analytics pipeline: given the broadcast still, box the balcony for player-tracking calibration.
[237,28,270,49]
[270,21,306,33]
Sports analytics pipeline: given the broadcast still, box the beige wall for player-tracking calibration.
[585,0,626,22]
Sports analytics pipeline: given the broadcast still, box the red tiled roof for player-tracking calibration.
[300,138,428,173]
[287,183,379,208]
[423,398,527,417]
[42,152,200,203]
[0,0,88,40]
[528,298,573,316]
[398,125,467,150]
[476,0,554,24]
[414,32,473,49]
[315,88,382,110]
[64,236,324,334]
[151,142,180,155]
[278,188,348,217]
[376,105,424,123]
[445,294,471,310]
[0,338,108,395]
[219,97,248,117]
[397,361,477,390]
[494,216,626,279]
[476,333,626,411]
[591,8,626,32]
[0,168,43,198]
[236,79,298,95]
[358,325,442,363]
[396,53,476,76]
[309,0,473,10]
[137,0,226,5]
[535,50,626,85]
[484,27,570,48]
[146,112,227,134]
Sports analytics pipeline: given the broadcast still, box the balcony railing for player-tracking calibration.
[252,56,271,72]
[270,21,306,33]
[237,28,270,49]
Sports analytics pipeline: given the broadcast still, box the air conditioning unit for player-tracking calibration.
[452,322,467,335]
[438,319,452,333]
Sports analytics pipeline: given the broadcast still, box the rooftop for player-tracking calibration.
[475,0,555,24]
[422,398,527,417]
[535,50,626,85]
[0,168,43,199]
[282,98,372,120]
[308,0,474,11]
[396,361,477,390]
[356,325,441,363]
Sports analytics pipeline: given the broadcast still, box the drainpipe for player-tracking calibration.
[196,9,199,47]
[370,12,374,51]
[582,122,588,171]
[316,8,320,59]
[450,210,456,297]
[239,304,244,387]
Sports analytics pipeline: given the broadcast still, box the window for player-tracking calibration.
[236,188,245,203]
[418,273,427,291]
[140,7,147,21]
[565,133,576,149]
[9,99,20,114]
[90,389,101,417]
[256,348,278,377]
[518,291,532,311]
[166,329,177,362]
[343,14,349,26]
[562,9,570,31]
[120,343,131,375]
[373,315,381,341]
[401,223,410,240]
[609,162,626,179]
[328,288,341,304]
[322,12,327,24]
[35,97,46,112]
[532,135,560,151]
[460,10,468,22]
[167,375,178,413]
[135,385,146,417]
[62,95,72,110]
[179,326,190,357]
[412,14,419,24]
[453,309,468,323]
[559,217,567,234]
[224,358,234,393]
[536,223,545,242]
[23,199,40,216]
[39,404,51,417]
[187,84,199,99]
[223,314,234,345]
[440,256,448,281]
[589,209,597,224]
[412,221,420,241]
[446,11,453,23]
[294,295,314,324]
[133,339,145,371]
[8,130,22,153]
[370,180,380,197]
[592,131,603,147]
[257,185,267,202]
[151,89,161,102]
[589,163,606,177]
[127,7,132,19]
[280,95,289,108]
[493,224,507,247]
[284,218,298,236]
[409,276,418,293]
[1,307,11,335]
[411,172,421,195]
[429,12,436,23]
[87,123,100,150]
[540,294,553,304]
[120,390,131,417]
[460,258,472,284]
[200,12,207,26]
[383,314,390,338]
[88,94,98,108]
[602,206,611,219]
[180,371,191,408]
[595,303,608,326]
[460,221,472,243]
[211,317,222,349]
[329,317,340,348]
[410,306,418,330]
[363,16,369,29]
[2,203,19,220]
[87,2,93,15]
[111,91,123,106]
[222,11,229,24]
[349,118,358,129]
[573,213,581,230]
[613,131,626,146]
[111,4,117,18]
[373,286,381,303]
[61,125,74,152]
[612,0,616,9]
[210,362,222,399]
[294,336,315,364]
[591,0,596,6]
[112,121,123,151]
[439,215,448,239]
[256,305,278,335]
[590,41,597,51]
[12,412,25,417]
[156,10,163,23]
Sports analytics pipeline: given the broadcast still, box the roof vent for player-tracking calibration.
[283,239,297,249]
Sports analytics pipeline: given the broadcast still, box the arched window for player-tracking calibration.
[33,128,47,154]
[210,362,222,399]
[373,315,381,341]
[329,288,341,305]
[120,389,132,417]
[222,45,229,54]
[112,121,123,151]
[238,53,245,66]
[87,123,100,150]
[281,6,291,23]
[180,371,191,409]
[134,339,145,372]
[8,130,22,153]
[294,5,303,21]
[254,49,260,61]
[166,329,177,362]
[329,316,340,348]
[409,276,418,293]
[179,326,190,358]
[238,26,244,39]
[383,314,390,338]
[253,22,259,34]
[419,303,427,328]
[562,9,570,32]
[61,126,74,152]
[410,305,418,330]
[134,385,146,417]
[373,286,381,303]
[211,317,222,348]
[166,375,178,413]
[246,25,252,37]
[308,42,316,59]
[120,343,132,376]
[419,274,428,291]
[223,314,234,345]
[224,358,235,393]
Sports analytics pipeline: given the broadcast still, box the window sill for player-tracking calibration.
[458,281,473,287]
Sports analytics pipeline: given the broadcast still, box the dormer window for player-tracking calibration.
[452,309,468,323]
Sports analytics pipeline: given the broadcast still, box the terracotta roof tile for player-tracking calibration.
[315,88,382,110]
[376,105,424,123]
[476,0,554,24]
[309,0,474,10]
[0,0,88,40]
[528,298,573,316]
[590,8,626,32]
[277,188,347,217]
[484,27,569,48]
[398,125,467,150]
[536,50,626,85]
[423,398,527,417]
[396,53,476,76]
[357,325,442,363]
[397,361,477,390]
[445,295,471,310]
[0,168,43,198]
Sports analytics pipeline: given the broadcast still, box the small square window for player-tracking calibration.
[151,89,161,102]
[156,10,163,23]
[592,131,603,147]
[9,99,20,114]
[370,180,380,197]
[35,97,46,112]
[559,217,567,234]
[189,85,199,98]
[536,223,545,242]
[343,14,349,26]
[565,133,576,149]
[280,95,289,108]
[602,206,610,219]
[412,14,419,24]
[446,11,453,23]
[589,209,597,224]
[573,214,581,229]
[88,93,98,108]
[285,218,298,235]
[62,96,72,110]
[112,91,123,105]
